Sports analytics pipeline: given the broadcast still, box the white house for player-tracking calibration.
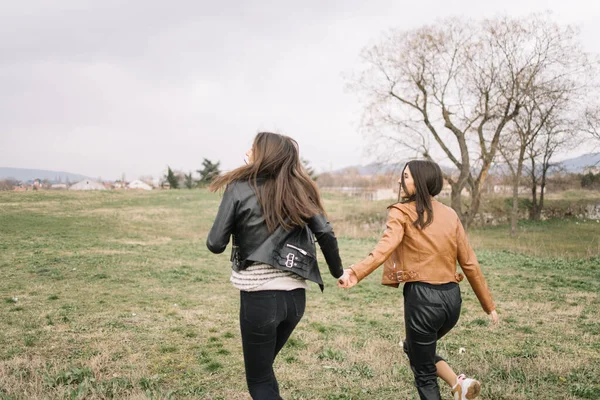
[371,188,397,201]
[583,166,600,175]
[69,180,106,191]
[50,183,68,190]
[128,180,153,190]
[493,185,529,195]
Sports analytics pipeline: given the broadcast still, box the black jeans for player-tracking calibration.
[239,289,306,400]
[403,281,462,400]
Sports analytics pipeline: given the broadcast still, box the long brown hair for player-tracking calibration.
[210,132,324,232]
[400,160,443,229]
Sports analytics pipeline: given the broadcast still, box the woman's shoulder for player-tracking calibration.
[388,201,411,211]
[431,199,460,220]
[387,202,415,219]
[225,180,250,197]
[230,177,267,186]
[227,178,257,190]
[224,180,241,192]
[389,199,459,220]
[388,200,421,211]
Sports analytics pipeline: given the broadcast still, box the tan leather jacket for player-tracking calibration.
[350,199,495,314]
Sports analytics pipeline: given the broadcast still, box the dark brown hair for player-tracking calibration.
[210,132,324,232]
[400,160,443,229]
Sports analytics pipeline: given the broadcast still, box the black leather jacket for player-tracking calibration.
[206,179,343,290]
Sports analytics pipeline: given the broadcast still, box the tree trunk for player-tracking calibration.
[510,177,519,236]
[530,184,539,220]
[510,148,526,236]
[467,185,483,229]
[539,168,547,217]
[451,182,464,226]
[529,156,539,220]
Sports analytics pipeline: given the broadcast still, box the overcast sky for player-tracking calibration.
[2,1,599,180]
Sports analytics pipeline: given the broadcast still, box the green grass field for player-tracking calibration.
[0,190,599,399]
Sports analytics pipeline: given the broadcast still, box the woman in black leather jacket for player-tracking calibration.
[207,131,344,400]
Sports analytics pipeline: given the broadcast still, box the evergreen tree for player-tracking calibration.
[197,159,221,186]
[184,172,194,189]
[165,166,179,189]
[302,158,318,181]
[581,172,600,189]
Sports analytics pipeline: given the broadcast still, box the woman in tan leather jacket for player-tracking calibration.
[338,160,498,400]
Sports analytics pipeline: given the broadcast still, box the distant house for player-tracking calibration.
[583,166,600,175]
[113,180,127,189]
[128,180,153,190]
[50,183,68,190]
[352,188,397,201]
[369,188,397,201]
[439,184,452,198]
[437,183,470,198]
[69,180,106,191]
[327,187,398,201]
[13,184,28,192]
[493,185,529,195]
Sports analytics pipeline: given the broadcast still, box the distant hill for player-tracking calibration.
[558,152,600,173]
[331,162,406,175]
[327,153,600,176]
[329,160,455,176]
[0,167,91,183]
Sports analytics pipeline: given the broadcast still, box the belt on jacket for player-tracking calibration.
[386,270,465,283]
[388,270,419,282]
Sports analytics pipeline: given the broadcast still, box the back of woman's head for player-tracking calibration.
[210,132,324,232]
[400,160,443,229]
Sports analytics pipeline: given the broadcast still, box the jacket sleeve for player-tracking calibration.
[351,207,406,282]
[456,217,496,313]
[206,184,238,254]
[307,214,344,279]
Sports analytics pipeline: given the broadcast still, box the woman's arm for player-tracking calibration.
[307,215,343,279]
[350,207,406,282]
[456,217,496,314]
[206,184,238,254]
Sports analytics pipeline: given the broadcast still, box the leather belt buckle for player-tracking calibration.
[396,270,417,282]
[285,253,295,268]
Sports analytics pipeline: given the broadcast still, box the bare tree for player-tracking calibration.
[525,116,575,221]
[500,22,595,234]
[352,14,594,228]
[501,90,589,234]
[139,175,154,186]
[0,178,19,191]
[584,107,600,143]
[501,98,566,235]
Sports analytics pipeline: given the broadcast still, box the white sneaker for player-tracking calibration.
[451,374,481,400]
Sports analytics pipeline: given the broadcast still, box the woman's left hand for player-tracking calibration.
[489,310,499,325]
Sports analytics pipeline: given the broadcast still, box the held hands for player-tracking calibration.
[337,268,359,289]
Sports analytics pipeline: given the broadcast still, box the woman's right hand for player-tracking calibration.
[489,310,499,325]
[338,268,358,289]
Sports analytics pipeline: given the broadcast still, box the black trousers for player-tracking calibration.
[239,289,306,400]
[403,281,462,400]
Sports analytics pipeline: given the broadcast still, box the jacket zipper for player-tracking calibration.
[286,244,308,255]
